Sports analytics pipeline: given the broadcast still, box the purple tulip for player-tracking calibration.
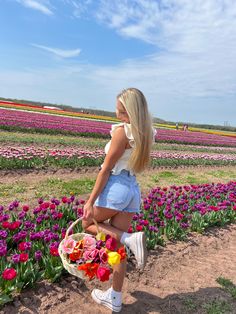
[0,246,7,256]
[8,204,14,211]
[12,254,21,263]
[12,200,19,208]
[180,222,190,229]
[18,211,26,220]
[54,199,60,206]
[96,240,104,249]
[13,230,27,242]
[0,230,8,238]
[52,224,59,232]
[35,250,43,261]
[38,198,44,204]
[49,241,59,249]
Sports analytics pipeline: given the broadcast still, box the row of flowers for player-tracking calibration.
[156,129,236,147]
[131,181,236,248]
[1,145,236,170]
[1,108,236,147]
[0,181,236,304]
[0,102,118,123]
[0,108,111,138]
[1,101,235,140]
[0,195,83,305]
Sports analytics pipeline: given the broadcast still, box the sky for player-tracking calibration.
[0,0,236,126]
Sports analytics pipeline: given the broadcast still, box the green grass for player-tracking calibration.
[185,175,206,184]
[183,297,198,311]
[158,171,176,178]
[0,182,27,197]
[0,130,106,148]
[217,277,236,299]
[206,170,234,179]
[202,299,231,314]
[149,171,208,187]
[35,177,96,199]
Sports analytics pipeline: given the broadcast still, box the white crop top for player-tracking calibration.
[100,122,157,176]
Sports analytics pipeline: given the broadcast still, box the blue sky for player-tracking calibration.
[1,0,236,126]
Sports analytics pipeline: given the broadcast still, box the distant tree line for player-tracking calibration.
[0,96,235,131]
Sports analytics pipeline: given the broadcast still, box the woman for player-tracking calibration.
[82,87,155,312]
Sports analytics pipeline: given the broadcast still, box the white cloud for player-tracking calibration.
[17,0,53,15]
[95,0,236,50]
[2,0,236,125]
[61,0,92,18]
[31,44,81,58]
[1,55,236,125]
[93,0,236,97]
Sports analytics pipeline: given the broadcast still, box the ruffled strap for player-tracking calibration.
[124,123,135,148]
[110,123,124,136]
[110,122,135,148]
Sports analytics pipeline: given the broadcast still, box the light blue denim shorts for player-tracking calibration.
[94,170,141,213]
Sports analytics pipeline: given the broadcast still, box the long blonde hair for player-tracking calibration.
[117,88,154,173]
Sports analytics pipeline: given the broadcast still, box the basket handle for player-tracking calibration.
[65,217,100,239]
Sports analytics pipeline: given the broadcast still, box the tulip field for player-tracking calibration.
[1,182,236,304]
[1,104,236,311]
[1,145,236,170]
[1,107,236,146]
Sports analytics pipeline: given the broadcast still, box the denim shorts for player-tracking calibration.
[94,170,141,213]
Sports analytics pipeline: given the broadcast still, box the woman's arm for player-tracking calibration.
[83,126,128,220]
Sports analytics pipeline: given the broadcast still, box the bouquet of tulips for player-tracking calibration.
[59,218,126,282]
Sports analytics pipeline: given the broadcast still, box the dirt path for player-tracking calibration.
[2,224,236,314]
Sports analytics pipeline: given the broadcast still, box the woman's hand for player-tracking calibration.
[82,201,94,221]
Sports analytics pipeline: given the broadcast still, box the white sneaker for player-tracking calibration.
[127,232,147,268]
[91,288,122,312]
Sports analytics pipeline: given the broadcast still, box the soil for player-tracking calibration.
[1,224,236,314]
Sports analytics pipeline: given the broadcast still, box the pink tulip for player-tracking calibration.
[61,238,76,254]
[99,248,108,264]
[83,248,99,261]
[83,235,96,249]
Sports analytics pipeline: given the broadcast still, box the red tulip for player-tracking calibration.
[2,268,17,280]
[19,253,29,263]
[105,237,117,251]
[96,267,110,282]
[136,225,143,232]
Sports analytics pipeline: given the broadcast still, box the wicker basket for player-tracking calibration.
[58,217,99,279]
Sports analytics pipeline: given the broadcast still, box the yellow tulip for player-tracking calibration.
[107,252,121,267]
[96,232,106,241]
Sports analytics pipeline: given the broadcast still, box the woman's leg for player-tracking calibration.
[109,211,134,292]
[82,206,132,242]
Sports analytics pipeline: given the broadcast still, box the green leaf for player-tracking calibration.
[0,293,13,305]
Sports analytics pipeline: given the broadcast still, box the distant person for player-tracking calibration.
[183,124,187,132]
[82,88,156,312]
[176,122,179,130]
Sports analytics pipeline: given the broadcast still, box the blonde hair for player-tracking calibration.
[117,88,154,173]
